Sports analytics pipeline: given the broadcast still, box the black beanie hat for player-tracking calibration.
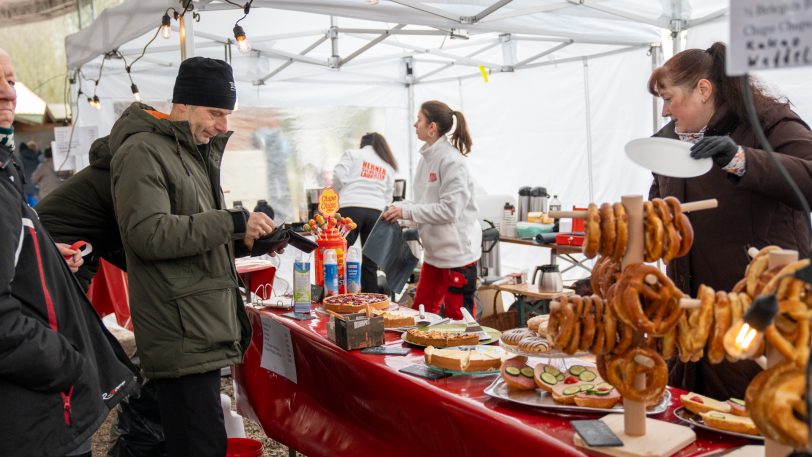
[172,57,237,110]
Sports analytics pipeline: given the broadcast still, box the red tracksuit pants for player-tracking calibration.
[412,262,477,320]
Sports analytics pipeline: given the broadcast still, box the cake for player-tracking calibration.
[424,346,501,372]
[378,310,415,328]
[323,293,391,314]
[404,328,479,347]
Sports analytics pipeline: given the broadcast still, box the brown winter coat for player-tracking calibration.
[650,102,812,400]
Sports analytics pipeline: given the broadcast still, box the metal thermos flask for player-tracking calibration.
[517,186,531,222]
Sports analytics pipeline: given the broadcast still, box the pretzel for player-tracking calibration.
[660,327,677,360]
[677,284,714,362]
[732,278,746,294]
[653,198,681,264]
[590,256,611,298]
[579,296,596,352]
[549,295,576,350]
[602,285,618,354]
[762,260,811,299]
[708,291,732,364]
[590,295,606,355]
[643,201,665,262]
[583,203,601,259]
[748,363,808,448]
[598,203,616,257]
[765,298,811,367]
[616,263,683,336]
[752,265,784,299]
[726,292,743,362]
[564,296,584,355]
[606,348,668,403]
[664,196,693,258]
[612,203,628,261]
[595,354,610,381]
[744,245,781,297]
[613,322,634,355]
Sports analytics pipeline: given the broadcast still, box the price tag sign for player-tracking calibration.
[318,187,339,216]
[728,0,812,75]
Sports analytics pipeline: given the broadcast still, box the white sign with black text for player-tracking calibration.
[728,0,812,75]
[259,315,297,384]
[52,125,98,172]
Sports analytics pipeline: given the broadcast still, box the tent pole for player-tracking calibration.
[582,57,594,203]
[651,44,662,133]
[407,82,415,186]
[179,1,196,61]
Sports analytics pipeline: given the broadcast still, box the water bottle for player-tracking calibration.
[549,195,562,232]
[293,252,311,314]
[549,195,561,212]
[253,199,275,220]
[346,246,361,293]
[323,249,339,297]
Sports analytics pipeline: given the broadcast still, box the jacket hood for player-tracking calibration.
[88,136,113,170]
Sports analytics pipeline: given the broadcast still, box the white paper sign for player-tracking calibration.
[52,125,98,172]
[259,315,297,383]
[728,0,812,75]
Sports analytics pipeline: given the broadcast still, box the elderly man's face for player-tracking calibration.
[187,105,231,145]
[0,50,17,129]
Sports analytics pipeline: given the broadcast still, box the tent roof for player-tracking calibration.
[0,0,75,27]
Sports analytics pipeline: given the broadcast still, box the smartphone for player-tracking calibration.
[571,420,624,447]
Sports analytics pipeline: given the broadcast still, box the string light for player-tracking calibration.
[131,83,141,102]
[91,95,101,109]
[161,13,172,39]
[233,25,251,54]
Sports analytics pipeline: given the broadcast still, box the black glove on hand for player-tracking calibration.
[690,136,739,167]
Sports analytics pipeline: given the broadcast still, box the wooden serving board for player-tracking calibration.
[573,414,695,457]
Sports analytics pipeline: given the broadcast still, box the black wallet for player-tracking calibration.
[250,224,318,257]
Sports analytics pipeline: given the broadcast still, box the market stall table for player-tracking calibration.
[500,236,591,275]
[233,307,748,457]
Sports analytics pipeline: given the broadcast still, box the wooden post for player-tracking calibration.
[621,195,647,437]
[764,249,798,457]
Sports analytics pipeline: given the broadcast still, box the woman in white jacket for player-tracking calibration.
[383,101,481,320]
[332,132,397,292]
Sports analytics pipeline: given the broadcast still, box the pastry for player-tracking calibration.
[527,315,548,334]
[323,293,390,314]
[500,328,535,346]
[518,336,551,354]
[377,310,415,328]
[424,346,501,372]
[405,328,479,347]
[583,203,601,259]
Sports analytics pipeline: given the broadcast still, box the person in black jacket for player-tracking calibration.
[0,48,139,457]
[37,136,127,291]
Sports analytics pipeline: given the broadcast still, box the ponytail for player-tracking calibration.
[420,100,473,156]
[360,132,399,171]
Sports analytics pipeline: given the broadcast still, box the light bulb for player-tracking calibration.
[92,95,101,110]
[233,25,252,54]
[161,14,171,39]
[131,83,141,102]
[723,320,764,360]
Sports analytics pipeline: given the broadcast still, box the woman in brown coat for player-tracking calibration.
[648,42,812,400]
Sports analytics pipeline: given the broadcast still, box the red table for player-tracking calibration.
[233,308,750,457]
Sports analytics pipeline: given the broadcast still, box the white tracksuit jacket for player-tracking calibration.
[400,137,482,269]
[332,145,395,211]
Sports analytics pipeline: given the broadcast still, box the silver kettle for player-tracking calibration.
[532,264,563,293]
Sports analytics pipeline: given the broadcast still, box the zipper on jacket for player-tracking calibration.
[174,136,192,176]
[27,222,74,426]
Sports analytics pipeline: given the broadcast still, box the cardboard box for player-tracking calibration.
[326,313,384,350]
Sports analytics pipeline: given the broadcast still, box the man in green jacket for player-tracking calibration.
[110,57,275,457]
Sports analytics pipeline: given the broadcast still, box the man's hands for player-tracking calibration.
[244,212,275,250]
[690,136,739,167]
[56,243,83,273]
[382,206,403,223]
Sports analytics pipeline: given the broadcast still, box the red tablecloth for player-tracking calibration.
[233,308,750,457]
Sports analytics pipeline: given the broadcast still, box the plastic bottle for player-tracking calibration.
[220,394,246,438]
[549,195,561,212]
[346,246,362,293]
[293,252,311,314]
[323,249,339,297]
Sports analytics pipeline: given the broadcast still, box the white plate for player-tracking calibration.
[673,407,763,441]
[499,339,590,359]
[484,377,670,415]
[625,137,712,178]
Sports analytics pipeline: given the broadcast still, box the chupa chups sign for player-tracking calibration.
[318,187,339,216]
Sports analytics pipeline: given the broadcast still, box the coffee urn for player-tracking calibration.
[478,220,502,283]
[306,188,323,220]
[530,187,549,213]
[517,186,531,222]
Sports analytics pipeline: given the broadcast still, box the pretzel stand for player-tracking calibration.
[551,195,723,457]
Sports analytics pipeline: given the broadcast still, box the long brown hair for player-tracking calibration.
[360,132,398,172]
[421,100,472,156]
[648,42,786,127]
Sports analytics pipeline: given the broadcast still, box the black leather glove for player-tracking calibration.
[689,136,739,167]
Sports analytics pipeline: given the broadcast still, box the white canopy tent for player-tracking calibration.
[70,0,787,279]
